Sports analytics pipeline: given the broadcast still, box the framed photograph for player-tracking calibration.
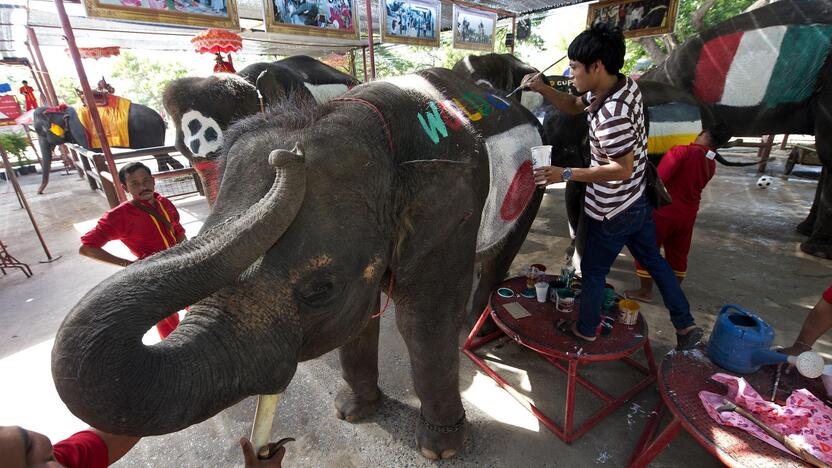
[264,0,360,39]
[380,0,441,47]
[83,0,239,29]
[586,0,678,39]
[453,4,496,52]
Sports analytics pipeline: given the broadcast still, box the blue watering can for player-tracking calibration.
[708,304,780,373]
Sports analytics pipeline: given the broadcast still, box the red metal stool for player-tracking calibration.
[463,275,657,443]
[628,347,828,467]
[0,240,32,278]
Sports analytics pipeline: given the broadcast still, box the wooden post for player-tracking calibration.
[510,16,516,55]
[54,0,126,202]
[756,134,776,174]
[26,27,59,107]
[364,0,376,80]
[0,141,58,262]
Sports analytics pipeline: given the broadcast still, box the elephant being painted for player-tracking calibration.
[163,55,358,204]
[51,68,544,460]
[32,100,183,194]
[641,0,832,258]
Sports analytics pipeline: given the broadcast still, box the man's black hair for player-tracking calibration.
[119,161,152,184]
[567,23,626,76]
[22,80,28,84]
[705,123,732,148]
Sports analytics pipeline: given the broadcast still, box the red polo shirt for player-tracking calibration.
[81,193,184,259]
[53,430,108,468]
[656,143,716,217]
[824,284,832,304]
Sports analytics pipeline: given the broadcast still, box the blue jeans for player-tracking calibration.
[577,194,694,337]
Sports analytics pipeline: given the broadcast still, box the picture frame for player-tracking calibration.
[380,0,441,47]
[586,0,678,39]
[83,0,239,29]
[264,0,360,40]
[452,4,496,52]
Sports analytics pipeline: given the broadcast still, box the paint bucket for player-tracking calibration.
[618,299,640,325]
[556,288,575,313]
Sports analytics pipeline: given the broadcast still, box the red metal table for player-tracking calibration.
[629,347,829,467]
[463,275,657,443]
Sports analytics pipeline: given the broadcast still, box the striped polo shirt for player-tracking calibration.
[581,76,647,220]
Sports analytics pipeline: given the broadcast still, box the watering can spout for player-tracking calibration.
[751,350,825,378]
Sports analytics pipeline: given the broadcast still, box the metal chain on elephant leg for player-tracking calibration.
[419,409,466,434]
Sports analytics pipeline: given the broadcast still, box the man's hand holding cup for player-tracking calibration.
[534,166,565,186]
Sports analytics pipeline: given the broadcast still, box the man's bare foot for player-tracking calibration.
[624,288,653,303]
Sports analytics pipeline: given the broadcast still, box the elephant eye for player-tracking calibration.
[297,280,336,306]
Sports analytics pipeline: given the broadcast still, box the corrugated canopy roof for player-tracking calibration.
[2,0,592,59]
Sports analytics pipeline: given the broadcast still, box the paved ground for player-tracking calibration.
[1,148,829,467]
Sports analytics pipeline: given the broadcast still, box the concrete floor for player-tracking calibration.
[1,149,830,467]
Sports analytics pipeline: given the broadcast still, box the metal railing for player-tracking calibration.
[67,144,204,208]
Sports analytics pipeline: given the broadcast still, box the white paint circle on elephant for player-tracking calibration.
[181,109,223,158]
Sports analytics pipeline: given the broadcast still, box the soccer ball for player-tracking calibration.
[756,175,773,189]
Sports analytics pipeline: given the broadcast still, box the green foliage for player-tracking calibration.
[56,75,81,106]
[0,131,33,165]
[110,51,188,113]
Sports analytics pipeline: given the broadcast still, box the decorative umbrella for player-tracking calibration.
[191,29,242,74]
[321,52,348,70]
[65,46,121,60]
[191,29,243,54]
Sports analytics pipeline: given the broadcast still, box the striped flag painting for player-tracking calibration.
[693,25,832,108]
[646,102,702,156]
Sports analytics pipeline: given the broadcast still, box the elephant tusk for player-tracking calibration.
[250,393,283,458]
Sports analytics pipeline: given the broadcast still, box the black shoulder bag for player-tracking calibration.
[644,160,672,209]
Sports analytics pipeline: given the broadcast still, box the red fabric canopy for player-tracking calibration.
[191,29,243,54]
[66,46,121,60]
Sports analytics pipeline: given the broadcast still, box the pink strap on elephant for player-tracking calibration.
[372,273,395,319]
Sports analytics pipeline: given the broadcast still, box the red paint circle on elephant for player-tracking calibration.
[500,160,535,221]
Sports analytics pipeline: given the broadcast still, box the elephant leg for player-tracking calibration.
[564,181,586,272]
[467,190,543,332]
[801,165,832,258]
[796,172,820,236]
[37,143,53,195]
[801,73,832,257]
[395,252,472,460]
[335,295,382,422]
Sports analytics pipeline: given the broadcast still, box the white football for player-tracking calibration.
[756,175,773,189]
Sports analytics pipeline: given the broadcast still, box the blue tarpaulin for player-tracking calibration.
[0,83,12,93]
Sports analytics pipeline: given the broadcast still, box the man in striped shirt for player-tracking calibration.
[521,24,702,350]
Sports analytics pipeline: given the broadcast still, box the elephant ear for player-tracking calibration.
[64,107,90,148]
[255,69,286,107]
[391,159,477,278]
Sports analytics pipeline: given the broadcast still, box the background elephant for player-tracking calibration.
[32,102,182,194]
[52,68,544,460]
[641,0,832,258]
[163,55,358,205]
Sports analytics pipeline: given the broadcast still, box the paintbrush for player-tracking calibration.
[717,398,829,467]
[506,55,568,98]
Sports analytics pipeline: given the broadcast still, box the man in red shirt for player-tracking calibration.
[0,425,286,467]
[79,161,185,338]
[19,80,38,111]
[625,125,731,302]
[781,284,832,355]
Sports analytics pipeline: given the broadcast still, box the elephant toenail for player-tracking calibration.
[420,447,439,460]
[441,449,457,459]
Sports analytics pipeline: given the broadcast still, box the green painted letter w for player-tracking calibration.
[417,102,448,144]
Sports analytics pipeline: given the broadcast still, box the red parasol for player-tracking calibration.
[191,29,243,54]
[321,52,348,70]
[65,46,121,60]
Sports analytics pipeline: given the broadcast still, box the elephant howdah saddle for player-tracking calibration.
[75,95,131,149]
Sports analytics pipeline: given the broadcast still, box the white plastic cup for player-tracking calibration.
[822,364,832,398]
[535,282,549,303]
[531,145,552,170]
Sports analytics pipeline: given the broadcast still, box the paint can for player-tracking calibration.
[618,299,640,325]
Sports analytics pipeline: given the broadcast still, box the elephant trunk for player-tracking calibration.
[52,147,307,435]
[714,152,760,167]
